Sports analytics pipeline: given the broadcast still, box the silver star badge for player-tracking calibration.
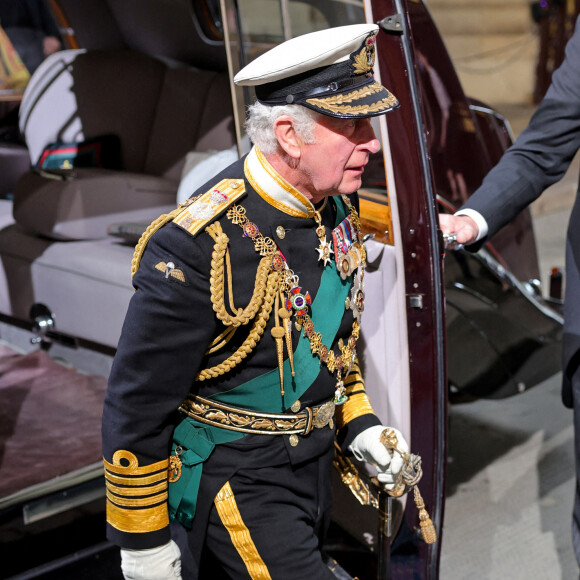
[316,238,333,267]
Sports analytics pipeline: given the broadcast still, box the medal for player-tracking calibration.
[350,274,365,320]
[314,200,333,267]
[334,377,348,405]
[286,286,312,317]
[227,194,365,407]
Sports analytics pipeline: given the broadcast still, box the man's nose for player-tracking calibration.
[359,119,381,153]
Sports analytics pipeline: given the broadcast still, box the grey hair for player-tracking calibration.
[245,102,319,155]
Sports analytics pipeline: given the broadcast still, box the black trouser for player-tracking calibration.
[200,450,336,579]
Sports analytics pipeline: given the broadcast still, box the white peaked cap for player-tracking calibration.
[234,23,399,119]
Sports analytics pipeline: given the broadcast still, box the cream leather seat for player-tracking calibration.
[0,47,236,347]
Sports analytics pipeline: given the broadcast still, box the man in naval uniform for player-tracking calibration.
[102,24,409,580]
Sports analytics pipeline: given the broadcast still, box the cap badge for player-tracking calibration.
[352,35,376,75]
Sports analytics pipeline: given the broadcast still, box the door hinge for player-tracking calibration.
[379,14,404,35]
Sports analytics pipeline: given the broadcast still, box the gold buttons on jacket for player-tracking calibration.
[276,226,286,239]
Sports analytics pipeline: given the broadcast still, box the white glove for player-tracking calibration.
[348,425,409,490]
[121,539,182,580]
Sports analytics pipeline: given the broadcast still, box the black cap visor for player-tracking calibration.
[255,61,399,119]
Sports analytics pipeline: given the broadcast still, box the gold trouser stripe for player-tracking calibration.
[214,482,272,580]
[336,392,375,430]
[106,498,169,533]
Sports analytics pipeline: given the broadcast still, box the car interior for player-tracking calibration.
[0,0,237,348]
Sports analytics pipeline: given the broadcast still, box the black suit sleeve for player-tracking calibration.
[462,15,580,240]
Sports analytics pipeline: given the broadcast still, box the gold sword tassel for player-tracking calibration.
[379,428,437,545]
[413,486,437,544]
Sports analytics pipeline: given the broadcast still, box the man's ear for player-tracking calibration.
[273,116,301,160]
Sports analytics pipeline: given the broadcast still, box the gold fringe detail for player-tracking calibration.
[414,486,437,544]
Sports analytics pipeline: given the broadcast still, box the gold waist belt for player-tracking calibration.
[179,395,336,436]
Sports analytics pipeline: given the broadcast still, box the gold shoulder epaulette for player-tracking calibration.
[173,179,246,236]
[130,178,246,278]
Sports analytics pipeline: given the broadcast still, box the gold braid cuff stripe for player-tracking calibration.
[105,470,168,487]
[106,499,169,534]
[344,376,364,392]
[214,482,272,579]
[335,392,374,430]
[104,450,169,476]
[106,480,168,497]
[180,395,335,436]
[104,451,169,513]
[348,360,361,374]
[106,489,168,508]
[344,366,364,388]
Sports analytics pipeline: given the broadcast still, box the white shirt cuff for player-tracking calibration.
[454,208,488,242]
